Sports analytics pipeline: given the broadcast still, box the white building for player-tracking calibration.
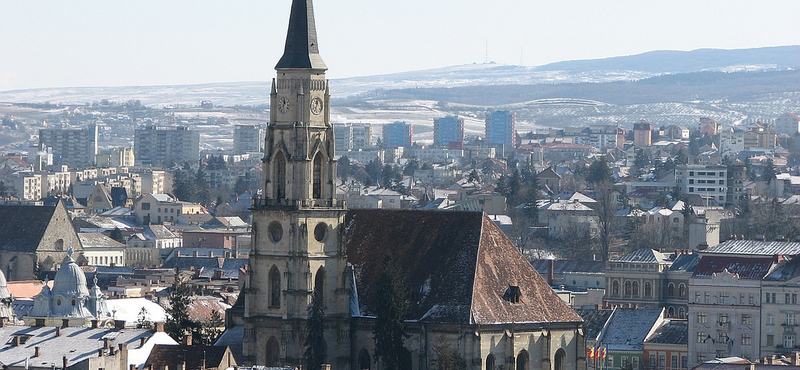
[675,165,728,205]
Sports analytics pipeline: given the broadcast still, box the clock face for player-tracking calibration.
[310,97,323,115]
[278,97,290,113]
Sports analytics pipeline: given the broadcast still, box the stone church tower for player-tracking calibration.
[243,0,349,365]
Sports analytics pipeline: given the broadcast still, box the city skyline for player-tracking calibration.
[1,0,799,91]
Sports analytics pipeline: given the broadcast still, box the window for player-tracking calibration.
[718,313,729,324]
[697,354,706,364]
[768,314,775,325]
[719,292,728,304]
[141,202,150,210]
[788,313,797,325]
[633,357,640,369]
[749,294,755,305]
[704,292,710,303]
[698,312,707,323]
[671,355,678,370]
[742,314,752,325]
[742,333,752,345]
[697,331,708,343]
[767,335,774,346]
[659,354,666,368]
[718,331,728,343]
[679,284,686,297]
[612,281,620,296]
[645,281,652,297]
[650,354,657,368]
[269,266,281,307]
[695,292,701,302]
[625,281,632,295]
[668,283,675,297]
[681,356,688,369]
[633,281,639,296]
[785,335,796,348]
[622,357,628,369]
[607,357,613,369]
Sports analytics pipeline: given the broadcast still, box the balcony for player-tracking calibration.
[251,196,346,210]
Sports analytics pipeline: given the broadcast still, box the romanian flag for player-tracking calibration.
[601,348,607,359]
[588,347,595,359]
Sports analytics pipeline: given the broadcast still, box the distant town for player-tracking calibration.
[2,0,800,370]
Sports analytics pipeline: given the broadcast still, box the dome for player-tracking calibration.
[51,248,89,297]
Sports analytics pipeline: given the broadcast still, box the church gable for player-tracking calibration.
[0,204,58,253]
[472,216,583,324]
[345,210,482,324]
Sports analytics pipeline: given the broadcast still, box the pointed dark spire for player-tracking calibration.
[275,0,327,70]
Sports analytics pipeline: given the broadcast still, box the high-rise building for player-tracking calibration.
[95,147,135,167]
[234,124,264,154]
[333,124,354,154]
[774,112,800,135]
[335,123,373,155]
[38,124,98,166]
[633,119,653,148]
[485,110,516,150]
[351,123,372,150]
[134,126,200,165]
[382,121,412,147]
[433,115,465,148]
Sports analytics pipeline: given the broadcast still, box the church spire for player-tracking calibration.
[275,0,327,70]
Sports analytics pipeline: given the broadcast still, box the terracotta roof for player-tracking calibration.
[345,209,582,325]
[145,344,233,370]
[0,204,57,253]
[7,280,52,299]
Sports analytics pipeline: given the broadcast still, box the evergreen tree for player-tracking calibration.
[373,256,409,370]
[763,158,777,185]
[303,289,327,370]
[338,156,352,181]
[403,158,420,176]
[234,177,248,195]
[364,159,383,186]
[165,270,199,342]
[431,340,467,370]
[586,158,613,185]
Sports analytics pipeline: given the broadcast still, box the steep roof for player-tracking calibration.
[576,308,614,340]
[345,209,581,325]
[600,308,663,352]
[0,204,57,253]
[275,0,326,70]
[145,344,233,370]
[612,248,672,264]
[692,255,776,280]
[646,319,688,345]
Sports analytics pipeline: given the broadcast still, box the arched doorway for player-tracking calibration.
[266,336,280,366]
[554,348,567,370]
[486,354,496,370]
[358,348,371,370]
[516,349,529,370]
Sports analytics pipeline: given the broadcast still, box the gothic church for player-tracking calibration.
[242,1,586,369]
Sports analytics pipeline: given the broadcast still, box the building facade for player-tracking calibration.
[485,110,516,150]
[134,126,200,165]
[382,121,413,147]
[234,124,264,154]
[434,115,465,148]
[38,124,99,166]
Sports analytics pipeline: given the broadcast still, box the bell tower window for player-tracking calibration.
[313,154,322,199]
[274,152,286,200]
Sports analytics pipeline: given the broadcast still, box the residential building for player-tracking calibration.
[700,118,719,136]
[774,112,800,135]
[95,147,135,167]
[134,125,200,165]
[334,123,354,153]
[125,224,181,268]
[761,256,800,357]
[485,110,516,150]
[665,125,691,140]
[538,199,599,240]
[433,115,465,148]
[604,249,675,309]
[132,193,203,225]
[675,165,728,205]
[598,308,666,370]
[10,172,41,200]
[644,319,689,370]
[382,121,413,147]
[182,229,246,249]
[79,232,126,266]
[38,124,98,166]
[234,124,264,154]
[633,120,653,148]
[137,169,167,195]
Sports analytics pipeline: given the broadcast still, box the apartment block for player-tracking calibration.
[234,124,264,154]
[433,115,465,148]
[485,110,516,150]
[675,165,728,205]
[134,126,200,165]
[38,124,98,166]
[382,121,413,148]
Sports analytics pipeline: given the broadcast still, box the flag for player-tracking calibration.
[601,348,607,359]
[588,347,595,359]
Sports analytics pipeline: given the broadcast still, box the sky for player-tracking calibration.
[1,0,799,91]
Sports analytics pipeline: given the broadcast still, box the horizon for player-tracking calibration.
[2,1,800,91]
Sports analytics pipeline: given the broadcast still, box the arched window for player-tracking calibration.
[554,349,567,370]
[644,281,652,297]
[315,267,326,303]
[632,281,639,296]
[266,337,280,366]
[269,266,281,307]
[486,354,496,370]
[359,348,371,370]
[274,152,286,200]
[679,284,686,297]
[625,281,632,295]
[679,307,686,319]
[668,307,675,317]
[612,281,620,296]
[517,350,529,370]
[55,239,64,251]
[668,283,675,297]
[313,154,322,199]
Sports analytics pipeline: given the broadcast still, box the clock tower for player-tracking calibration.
[243,0,349,366]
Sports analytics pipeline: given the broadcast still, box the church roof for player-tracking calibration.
[275,0,327,70]
[345,209,582,325]
[0,204,57,253]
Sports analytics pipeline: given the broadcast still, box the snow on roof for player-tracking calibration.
[105,297,168,324]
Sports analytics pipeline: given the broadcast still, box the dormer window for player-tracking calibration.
[503,285,521,303]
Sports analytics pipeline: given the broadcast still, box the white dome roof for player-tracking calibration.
[51,248,89,297]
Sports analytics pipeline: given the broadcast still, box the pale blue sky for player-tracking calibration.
[1,0,798,91]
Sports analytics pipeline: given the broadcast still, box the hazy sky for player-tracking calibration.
[1,0,799,91]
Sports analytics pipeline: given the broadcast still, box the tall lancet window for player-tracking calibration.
[313,154,322,199]
[274,152,286,199]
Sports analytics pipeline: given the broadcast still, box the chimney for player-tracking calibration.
[62,318,70,327]
[98,348,105,357]
[193,251,199,257]
[182,335,193,346]
[140,336,149,347]
[63,356,68,370]
[155,322,165,332]
[35,318,45,327]
[548,259,555,286]
[0,317,8,327]
[322,364,331,370]
[13,336,21,346]
[131,365,137,370]
[91,319,99,328]
[115,320,126,329]
[214,270,223,279]
[104,338,111,348]
[698,243,708,251]
[56,327,62,337]
[34,346,41,357]
[792,351,800,366]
